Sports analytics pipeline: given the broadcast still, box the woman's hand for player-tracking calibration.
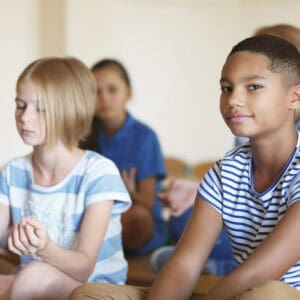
[158,178,198,217]
[122,167,137,196]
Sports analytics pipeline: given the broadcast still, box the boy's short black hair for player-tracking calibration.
[228,34,300,87]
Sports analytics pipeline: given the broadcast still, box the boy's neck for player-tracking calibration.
[251,129,298,193]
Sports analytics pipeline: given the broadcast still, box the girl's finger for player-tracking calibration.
[11,224,28,254]
[7,234,22,256]
[25,224,40,250]
[19,223,31,247]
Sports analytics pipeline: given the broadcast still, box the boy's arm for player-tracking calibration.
[148,195,223,300]
[207,200,300,300]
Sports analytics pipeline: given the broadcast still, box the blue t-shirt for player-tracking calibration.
[199,133,300,290]
[98,113,168,253]
[0,151,131,284]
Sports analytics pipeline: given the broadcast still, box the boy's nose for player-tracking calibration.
[228,92,243,108]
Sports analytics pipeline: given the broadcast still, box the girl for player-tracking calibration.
[80,59,168,254]
[0,57,131,300]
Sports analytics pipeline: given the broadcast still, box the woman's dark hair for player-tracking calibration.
[91,58,131,87]
[79,59,131,152]
[79,117,100,152]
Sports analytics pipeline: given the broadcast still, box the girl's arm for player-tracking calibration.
[207,200,300,300]
[122,168,156,211]
[0,204,10,246]
[9,200,113,282]
[39,200,113,282]
[148,196,223,300]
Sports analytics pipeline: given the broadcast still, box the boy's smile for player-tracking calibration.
[219,51,294,140]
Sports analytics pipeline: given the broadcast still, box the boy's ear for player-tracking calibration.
[288,84,300,110]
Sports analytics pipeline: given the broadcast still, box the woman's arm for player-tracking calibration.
[148,196,223,300]
[122,168,156,211]
[9,200,113,282]
[158,178,199,217]
[207,200,300,300]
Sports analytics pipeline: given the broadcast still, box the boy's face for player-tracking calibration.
[220,51,295,139]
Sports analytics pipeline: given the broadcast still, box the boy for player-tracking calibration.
[70,35,300,300]
[148,34,300,299]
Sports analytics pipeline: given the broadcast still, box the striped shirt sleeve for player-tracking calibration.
[0,164,10,206]
[287,172,300,207]
[198,160,223,214]
[85,157,131,214]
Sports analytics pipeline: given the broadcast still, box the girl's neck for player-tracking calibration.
[101,111,127,136]
[32,142,85,187]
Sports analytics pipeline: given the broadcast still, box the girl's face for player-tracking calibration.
[93,67,131,122]
[15,80,47,147]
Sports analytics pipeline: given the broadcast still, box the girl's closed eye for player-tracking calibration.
[15,98,45,113]
[15,98,26,110]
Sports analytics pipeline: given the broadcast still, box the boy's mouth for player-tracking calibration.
[226,113,253,123]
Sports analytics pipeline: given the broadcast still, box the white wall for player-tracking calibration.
[0,0,299,166]
[65,0,300,163]
[0,0,39,166]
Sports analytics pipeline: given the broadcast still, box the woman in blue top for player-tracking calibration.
[80,59,168,254]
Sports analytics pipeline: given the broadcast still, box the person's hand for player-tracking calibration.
[7,217,48,256]
[121,167,137,195]
[158,178,198,217]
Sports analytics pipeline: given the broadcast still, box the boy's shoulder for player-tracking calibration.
[223,142,251,162]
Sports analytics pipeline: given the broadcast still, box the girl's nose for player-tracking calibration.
[20,108,32,123]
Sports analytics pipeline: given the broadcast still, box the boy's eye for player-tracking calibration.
[221,86,232,93]
[248,84,262,91]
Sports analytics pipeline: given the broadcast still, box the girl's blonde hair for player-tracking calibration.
[16,57,96,149]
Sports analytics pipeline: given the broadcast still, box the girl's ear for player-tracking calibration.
[289,84,300,110]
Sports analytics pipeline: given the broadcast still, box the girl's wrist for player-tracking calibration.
[36,237,51,257]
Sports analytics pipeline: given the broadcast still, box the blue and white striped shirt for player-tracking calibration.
[0,151,131,284]
[199,134,300,290]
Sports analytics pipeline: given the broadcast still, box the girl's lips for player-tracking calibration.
[21,129,34,135]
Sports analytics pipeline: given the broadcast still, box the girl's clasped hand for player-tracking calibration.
[8,217,48,256]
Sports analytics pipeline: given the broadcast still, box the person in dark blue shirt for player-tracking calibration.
[80,59,168,254]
